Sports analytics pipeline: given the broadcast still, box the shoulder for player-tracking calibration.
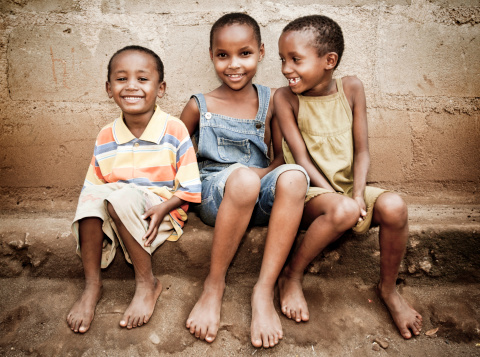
[164,113,191,139]
[96,120,116,145]
[273,86,297,105]
[341,76,364,94]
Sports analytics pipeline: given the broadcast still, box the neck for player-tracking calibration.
[123,108,155,138]
[303,76,336,97]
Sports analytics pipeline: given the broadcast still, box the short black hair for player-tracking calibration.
[107,45,164,82]
[283,15,344,69]
[210,13,262,49]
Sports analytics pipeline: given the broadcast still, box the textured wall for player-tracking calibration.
[0,0,479,210]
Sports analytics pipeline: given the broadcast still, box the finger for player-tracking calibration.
[145,226,158,247]
[142,209,152,220]
[143,216,157,240]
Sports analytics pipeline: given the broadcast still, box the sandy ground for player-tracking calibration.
[1,274,479,357]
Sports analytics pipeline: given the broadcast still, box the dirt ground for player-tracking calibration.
[1,274,479,357]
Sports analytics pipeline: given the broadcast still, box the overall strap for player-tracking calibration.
[254,84,271,125]
[191,93,208,115]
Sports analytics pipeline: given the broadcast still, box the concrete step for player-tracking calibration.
[0,203,479,356]
[1,204,479,283]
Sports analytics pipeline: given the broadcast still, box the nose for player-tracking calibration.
[126,79,138,90]
[228,56,240,69]
[282,61,292,75]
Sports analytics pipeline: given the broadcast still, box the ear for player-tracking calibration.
[209,48,213,62]
[157,81,166,99]
[258,43,265,62]
[325,52,338,70]
[106,81,113,98]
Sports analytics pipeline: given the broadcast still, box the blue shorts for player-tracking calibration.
[197,163,309,227]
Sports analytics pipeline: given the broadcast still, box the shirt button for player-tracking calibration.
[256,123,262,129]
[205,112,212,119]
[134,143,139,147]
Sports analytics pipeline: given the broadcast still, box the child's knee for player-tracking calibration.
[376,193,408,227]
[330,198,360,229]
[276,170,308,197]
[225,168,261,203]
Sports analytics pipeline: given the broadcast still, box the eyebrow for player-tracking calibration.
[113,69,151,74]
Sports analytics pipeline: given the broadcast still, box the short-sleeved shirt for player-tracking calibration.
[83,107,201,225]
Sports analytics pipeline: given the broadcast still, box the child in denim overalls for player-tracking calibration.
[180,13,309,349]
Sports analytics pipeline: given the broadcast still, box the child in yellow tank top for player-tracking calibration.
[274,15,423,340]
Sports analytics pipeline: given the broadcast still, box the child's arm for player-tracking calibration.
[180,98,201,136]
[274,87,335,191]
[143,118,201,246]
[249,89,285,178]
[345,76,370,219]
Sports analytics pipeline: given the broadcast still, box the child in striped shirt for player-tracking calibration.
[67,45,201,334]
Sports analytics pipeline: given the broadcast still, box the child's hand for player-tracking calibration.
[354,196,367,222]
[141,204,168,247]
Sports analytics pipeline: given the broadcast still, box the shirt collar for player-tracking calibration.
[112,106,169,145]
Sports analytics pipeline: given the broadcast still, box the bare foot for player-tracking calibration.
[377,285,422,339]
[278,269,309,322]
[251,284,283,348]
[120,278,162,329]
[186,278,224,343]
[67,282,102,333]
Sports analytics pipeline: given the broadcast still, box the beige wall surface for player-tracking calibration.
[0,0,479,210]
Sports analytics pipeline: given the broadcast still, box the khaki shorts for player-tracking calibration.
[72,183,178,268]
[305,186,387,234]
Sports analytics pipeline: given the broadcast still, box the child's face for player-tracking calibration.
[279,30,336,96]
[210,24,264,91]
[106,50,165,119]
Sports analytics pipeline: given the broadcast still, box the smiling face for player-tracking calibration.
[106,50,165,121]
[210,23,264,91]
[278,30,337,96]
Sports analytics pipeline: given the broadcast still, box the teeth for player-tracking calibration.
[124,97,142,100]
[228,74,243,78]
[288,78,300,84]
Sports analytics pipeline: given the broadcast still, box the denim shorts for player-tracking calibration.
[197,163,308,227]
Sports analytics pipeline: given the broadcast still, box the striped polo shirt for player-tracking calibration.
[83,107,201,226]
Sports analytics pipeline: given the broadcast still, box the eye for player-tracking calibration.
[217,53,227,58]
[139,77,148,81]
[241,51,251,56]
[116,77,127,81]
[279,57,285,62]
[293,57,300,63]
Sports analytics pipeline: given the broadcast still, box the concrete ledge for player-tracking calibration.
[1,204,479,283]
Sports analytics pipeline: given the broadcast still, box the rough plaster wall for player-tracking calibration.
[0,0,479,210]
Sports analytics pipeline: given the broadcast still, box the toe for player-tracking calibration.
[251,336,263,348]
[401,327,412,339]
[263,336,270,348]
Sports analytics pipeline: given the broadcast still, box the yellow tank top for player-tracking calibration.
[283,77,354,195]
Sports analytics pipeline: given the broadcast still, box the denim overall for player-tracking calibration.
[192,84,308,226]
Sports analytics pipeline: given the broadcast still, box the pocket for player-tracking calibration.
[217,137,251,164]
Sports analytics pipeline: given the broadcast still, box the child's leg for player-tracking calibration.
[187,168,261,343]
[106,203,162,329]
[372,192,422,339]
[67,217,104,333]
[251,170,308,348]
[279,193,360,322]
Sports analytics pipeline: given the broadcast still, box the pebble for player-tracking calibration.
[374,337,389,349]
[425,327,439,336]
[149,332,160,345]
[372,342,381,351]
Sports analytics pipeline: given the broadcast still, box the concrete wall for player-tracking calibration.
[0,0,479,211]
